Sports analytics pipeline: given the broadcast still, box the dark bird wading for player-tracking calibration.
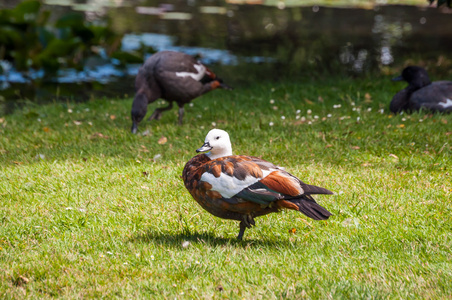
[390,66,452,114]
[131,51,232,133]
[182,129,333,240]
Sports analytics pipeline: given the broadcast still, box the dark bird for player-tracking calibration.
[131,51,232,133]
[390,66,452,114]
[182,129,333,240]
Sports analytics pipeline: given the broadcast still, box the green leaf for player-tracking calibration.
[55,13,84,29]
[13,0,42,15]
[10,0,42,24]
[36,27,55,48]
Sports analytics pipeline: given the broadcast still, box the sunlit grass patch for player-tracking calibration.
[0,75,451,298]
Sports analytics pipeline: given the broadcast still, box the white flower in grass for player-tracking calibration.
[308,121,312,125]
[68,109,73,113]
[196,114,202,118]
[182,241,190,248]
[301,116,306,122]
[379,109,384,114]
[296,109,301,114]
[195,261,200,264]
[352,107,356,111]
[189,103,194,107]
[270,99,275,104]
[307,109,312,115]
[314,115,319,119]
[211,122,216,127]
[339,191,344,195]
[65,207,73,210]
[296,115,300,120]
[151,255,155,260]
[402,118,406,121]
[367,108,372,112]
[333,104,341,109]
[269,122,274,126]
[107,251,113,255]
[357,117,360,122]
[281,116,285,120]
[351,102,355,106]
[327,114,332,118]
[419,119,423,122]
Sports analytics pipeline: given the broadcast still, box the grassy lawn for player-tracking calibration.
[0,74,451,298]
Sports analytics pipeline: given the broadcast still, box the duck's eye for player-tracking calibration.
[215,136,220,140]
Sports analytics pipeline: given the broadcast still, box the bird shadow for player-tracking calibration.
[129,228,297,248]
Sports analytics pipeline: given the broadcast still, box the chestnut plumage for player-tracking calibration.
[182,129,333,240]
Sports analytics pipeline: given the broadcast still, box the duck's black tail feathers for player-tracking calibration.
[292,196,332,220]
[301,183,334,195]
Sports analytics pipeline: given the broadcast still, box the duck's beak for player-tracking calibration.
[216,78,233,90]
[196,142,212,153]
[392,75,403,81]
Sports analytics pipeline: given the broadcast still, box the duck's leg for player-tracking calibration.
[237,221,247,240]
[149,101,173,121]
[177,105,184,125]
[237,215,255,240]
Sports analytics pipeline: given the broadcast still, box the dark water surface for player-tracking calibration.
[1,0,452,114]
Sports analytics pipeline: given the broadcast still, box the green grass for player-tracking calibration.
[1,74,451,298]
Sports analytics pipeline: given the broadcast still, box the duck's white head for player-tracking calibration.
[196,129,232,159]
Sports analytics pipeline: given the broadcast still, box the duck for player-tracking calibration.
[390,66,452,113]
[182,129,333,240]
[131,51,232,134]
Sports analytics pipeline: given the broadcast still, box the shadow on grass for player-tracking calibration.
[130,228,295,248]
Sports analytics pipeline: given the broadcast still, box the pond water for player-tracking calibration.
[1,0,452,114]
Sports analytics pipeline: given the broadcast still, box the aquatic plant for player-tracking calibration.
[0,0,124,75]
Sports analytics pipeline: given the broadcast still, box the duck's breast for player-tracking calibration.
[390,88,411,113]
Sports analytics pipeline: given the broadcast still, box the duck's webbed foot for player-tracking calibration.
[237,215,255,240]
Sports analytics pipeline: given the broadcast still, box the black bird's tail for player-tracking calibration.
[291,196,332,220]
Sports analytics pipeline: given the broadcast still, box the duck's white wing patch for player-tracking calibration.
[201,169,274,198]
[175,63,206,81]
[439,98,452,108]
